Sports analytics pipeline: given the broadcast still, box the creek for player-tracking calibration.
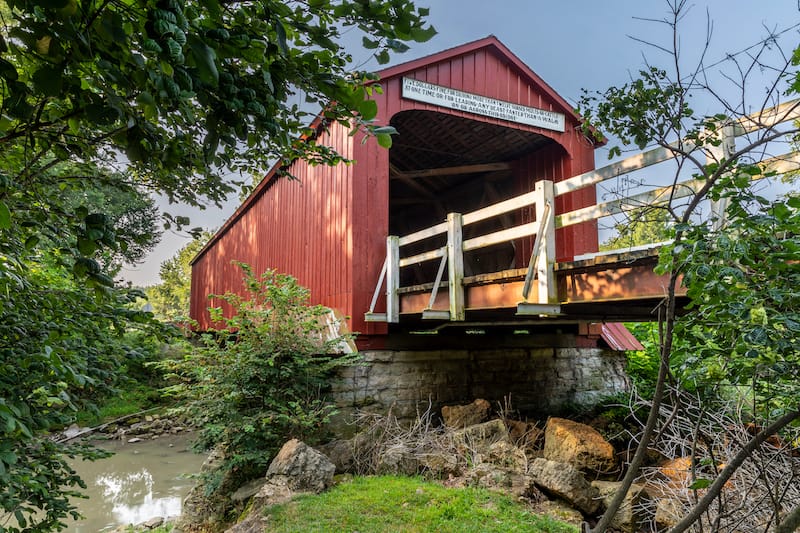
[63,433,206,532]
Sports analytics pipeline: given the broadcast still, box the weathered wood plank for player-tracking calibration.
[462,190,538,225]
[554,142,688,197]
[386,236,400,323]
[398,221,448,246]
[391,162,511,179]
[556,177,706,228]
[733,99,800,135]
[447,213,465,321]
[462,222,538,251]
[399,246,446,267]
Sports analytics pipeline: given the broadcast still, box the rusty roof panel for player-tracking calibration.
[598,322,644,351]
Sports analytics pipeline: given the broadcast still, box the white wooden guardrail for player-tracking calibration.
[365,99,800,324]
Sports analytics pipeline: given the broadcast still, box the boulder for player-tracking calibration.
[231,478,267,502]
[266,439,335,493]
[534,499,585,527]
[452,419,510,454]
[376,444,419,475]
[592,480,651,532]
[485,440,528,472]
[225,478,293,533]
[659,456,693,489]
[317,439,355,474]
[655,496,685,530]
[442,399,491,428]
[143,516,164,529]
[420,450,460,477]
[175,446,233,532]
[505,419,542,451]
[529,458,600,515]
[543,417,617,475]
[464,463,537,499]
[464,462,515,492]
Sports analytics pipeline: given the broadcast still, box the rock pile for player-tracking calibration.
[175,399,705,532]
[57,412,191,444]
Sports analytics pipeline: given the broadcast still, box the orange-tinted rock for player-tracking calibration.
[543,417,617,475]
[441,399,492,428]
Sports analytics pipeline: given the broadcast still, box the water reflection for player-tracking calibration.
[65,434,205,533]
[96,469,182,526]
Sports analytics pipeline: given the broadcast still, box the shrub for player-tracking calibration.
[166,263,359,486]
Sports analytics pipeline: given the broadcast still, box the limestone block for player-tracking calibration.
[543,417,617,475]
[441,398,492,428]
[534,499,585,527]
[266,439,335,494]
[529,458,600,515]
[655,496,685,530]
[592,480,651,533]
[452,419,510,452]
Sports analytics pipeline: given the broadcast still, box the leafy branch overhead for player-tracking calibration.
[0,0,435,207]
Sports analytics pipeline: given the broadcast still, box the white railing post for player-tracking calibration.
[386,235,400,323]
[536,180,557,305]
[447,213,465,321]
[707,121,735,231]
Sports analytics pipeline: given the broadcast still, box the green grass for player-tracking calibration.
[75,382,167,426]
[263,476,579,532]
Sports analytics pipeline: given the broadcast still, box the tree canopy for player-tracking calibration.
[0,1,434,528]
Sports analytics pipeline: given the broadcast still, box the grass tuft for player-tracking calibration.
[263,475,578,532]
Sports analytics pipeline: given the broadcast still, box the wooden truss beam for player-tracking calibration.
[391,162,511,180]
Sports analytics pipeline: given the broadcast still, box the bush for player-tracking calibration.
[165,263,359,486]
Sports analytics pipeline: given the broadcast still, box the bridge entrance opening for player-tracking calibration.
[388,110,556,286]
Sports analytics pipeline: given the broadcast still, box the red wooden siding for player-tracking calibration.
[191,36,600,336]
[191,120,356,331]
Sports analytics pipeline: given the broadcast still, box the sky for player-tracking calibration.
[118,1,800,286]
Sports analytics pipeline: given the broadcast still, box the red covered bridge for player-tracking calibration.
[189,36,676,345]
[189,36,800,419]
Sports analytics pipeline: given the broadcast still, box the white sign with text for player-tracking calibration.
[402,77,566,132]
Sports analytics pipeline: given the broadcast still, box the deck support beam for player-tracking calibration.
[447,213,465,321]
[386,236,400,323]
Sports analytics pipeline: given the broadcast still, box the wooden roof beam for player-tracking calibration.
[391,162,511,180]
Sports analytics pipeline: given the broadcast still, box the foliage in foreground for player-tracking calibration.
[161,264,359,487]
[0,262,171,532]
[264,475,578,533]
[576,3,800,529]
[1,1,433,527]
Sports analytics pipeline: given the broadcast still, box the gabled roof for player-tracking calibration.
[191,36,597,266]
[376,35,585,125]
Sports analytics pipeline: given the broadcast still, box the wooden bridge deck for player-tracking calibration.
[395,248,685,324]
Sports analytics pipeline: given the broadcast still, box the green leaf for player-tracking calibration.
[688,478,712,490]
[275,21,288,55]
[376,132,393,148]
[358,99,378,121]
[32,65,64,97]
[77,237,97,256]
[24,235,40,250]
[410,25,437,42]
[188,36,219,86]
[373,125,397,135]
[362,36,380,50]
[0,201,10,229]
[0,58,18,81]
[376,49,390,64]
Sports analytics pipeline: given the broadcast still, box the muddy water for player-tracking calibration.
[64,433,206,532]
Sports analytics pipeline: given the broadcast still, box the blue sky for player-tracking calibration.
[120,1,800,286]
